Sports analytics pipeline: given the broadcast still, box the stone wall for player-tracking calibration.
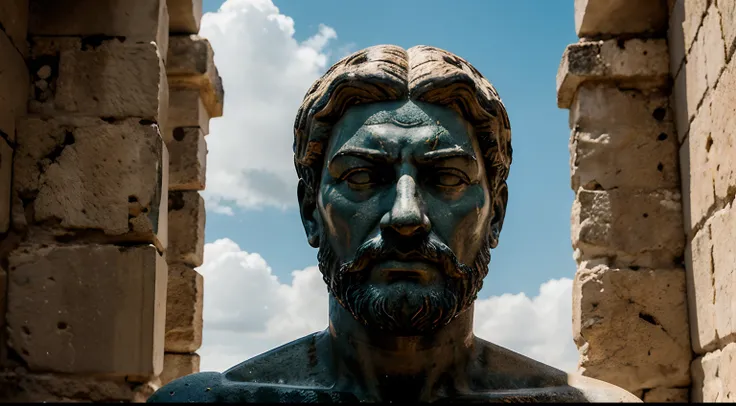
[672,0,736,401]
[559,0,735,402]
[0,0,221,401]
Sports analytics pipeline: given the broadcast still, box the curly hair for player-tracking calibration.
[293,44,512,200]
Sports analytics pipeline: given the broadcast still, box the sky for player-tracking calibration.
[195,0,581,373]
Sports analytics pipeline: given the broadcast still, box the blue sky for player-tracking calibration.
[201,0,577,298]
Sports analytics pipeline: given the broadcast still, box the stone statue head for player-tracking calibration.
[293,45,512,336]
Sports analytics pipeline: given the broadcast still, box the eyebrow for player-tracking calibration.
[416,147,477,163]
[331,147,392,163]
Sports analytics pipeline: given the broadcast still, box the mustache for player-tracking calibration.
[339,233,468,279]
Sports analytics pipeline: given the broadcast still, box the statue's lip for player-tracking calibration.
[370,259,440,283]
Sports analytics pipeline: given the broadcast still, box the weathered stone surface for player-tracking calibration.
[168,127,207,191]
[676,0,709,55]
[573,263,691,393]
[672,5,727,140]
[708,54,736,201]
[168,191,205,267]
[685,225,718,353]
[0,30,29,142]
[678,31,707,135]
[571,189,684,268]
[28,37,168,123]
[718,0,736,60]
[0,0,28,55]
[570,85,678,191]
[0,138,12,234]
[29,0,169,58]
[557,39,669,109]
[166,88,211,142]
[0,371,160,402]
[167,35,224,118]
[678,93,716,233]
[13,117,168,252]
[691,344,736,402]
[642,387,689,402]
[169,0,203,34]
[6,244,167,379]
[710,203,736,345]
[165,264,203,353]
[161,353,200,386]
[574,0,668,38]
[702,4,727,90]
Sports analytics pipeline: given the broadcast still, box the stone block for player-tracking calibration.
[557,39,669,109]
[569,85,678,191]
[13,117,168,252]
[6,244,167,379]
[167,35,224,118]
[685,225,718,353]
[165,264,203,353]
[0,371,160,402]
[702,4,727,89]
[0,0,28,55]
[571,189,685,268]
[0,138,12,234]
[166,88,210,142]
[574,0,668,38]
[677,32,708,132]
[718,0,736,60]
[642,387,689,402]
[711,203,736,345]
[161,353,200,386]
[573,263,690,393]
[28,37,168,124]
[679,94,716,233]
[169,0,203,34]
[679,0,709,55]
[168,127,207,191]
[691,344,736,402]
[708,55,736,201]
[29,0,169,58]
[0,30,29,143]
[168,191,205,267]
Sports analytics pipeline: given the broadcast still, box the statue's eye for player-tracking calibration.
[344,169,374,186]
[431,170,468,188]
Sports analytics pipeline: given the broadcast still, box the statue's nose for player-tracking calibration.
[380,175,431,237]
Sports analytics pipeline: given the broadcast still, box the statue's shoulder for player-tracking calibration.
[147,371,224,403]
[566,374,642,403]
[148,331,341,403]
[470,338,640,403]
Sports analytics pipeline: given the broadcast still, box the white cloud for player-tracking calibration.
[199,0,339,212]
[197,238,580,374]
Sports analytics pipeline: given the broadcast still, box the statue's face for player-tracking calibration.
[304,100,497,335]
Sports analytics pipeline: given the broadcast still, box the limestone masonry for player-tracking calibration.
[0,0,221,401]
[559,0,735,402]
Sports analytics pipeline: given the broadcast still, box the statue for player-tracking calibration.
[148,45,639,403]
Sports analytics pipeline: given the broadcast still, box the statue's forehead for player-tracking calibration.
[359,100,438,126]
[329,100,474,153]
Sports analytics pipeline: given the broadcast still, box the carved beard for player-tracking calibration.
[317,230,493,336]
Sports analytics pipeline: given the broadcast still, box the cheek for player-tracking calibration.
[318,185,383,260]
[430,185,491,263]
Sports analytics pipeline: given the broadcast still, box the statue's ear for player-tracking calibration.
[489,182,508,249]
[298,179,321,248]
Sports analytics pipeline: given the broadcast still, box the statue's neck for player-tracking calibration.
[326,295,476,402]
